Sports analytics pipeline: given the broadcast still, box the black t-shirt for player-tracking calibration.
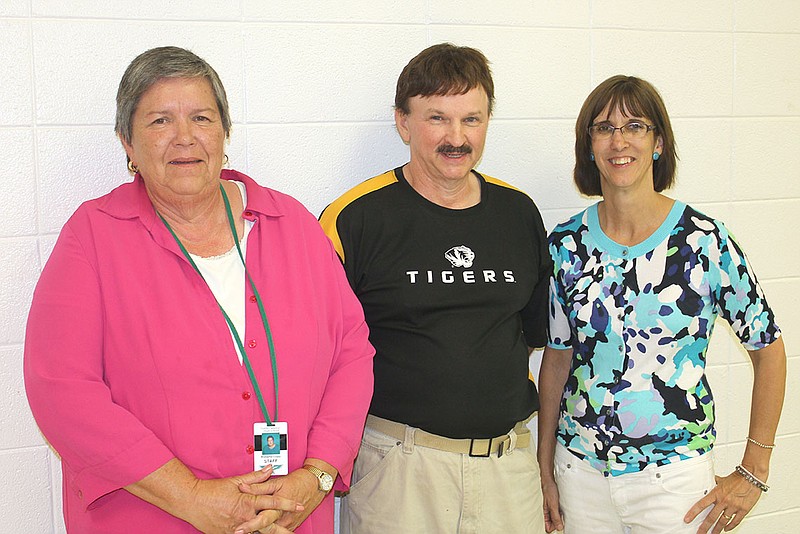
[320,167,551,438]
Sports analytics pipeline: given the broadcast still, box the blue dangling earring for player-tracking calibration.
[590,153,595,161]
[652,152,660,161]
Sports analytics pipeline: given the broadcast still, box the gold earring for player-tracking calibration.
[223,154,229,167]
[127,161,139,173]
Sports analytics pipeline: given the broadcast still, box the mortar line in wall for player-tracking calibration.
[673,197,800,206]
[15,14,800,35]
[239,115,800,124]
[23,114,800,130]
[0,231,58,242]
[25,12,48,279]
[239,13,250,173]
[725,197,800,205]
[583,26,799,36]
[0,443,56,454]
[18,16,595,32]
[425,0,432,46]
[672,116,800,120]
[756,275,800,283]
[23,116,800,130]
[730,29,738,205]
[47,446,59,532]
[588,0,595,89]
[749,509,800,519]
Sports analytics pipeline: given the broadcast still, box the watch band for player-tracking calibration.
[302,464,334,492]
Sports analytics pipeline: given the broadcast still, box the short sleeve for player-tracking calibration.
[547,239,573,350]
[711,223,780,350]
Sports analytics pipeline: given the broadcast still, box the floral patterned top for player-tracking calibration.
[548,200,780,476]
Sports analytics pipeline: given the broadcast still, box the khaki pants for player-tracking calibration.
[340,421,545,534]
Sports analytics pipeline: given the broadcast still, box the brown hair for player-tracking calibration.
[394,43,495,115]
[574,75,677,196]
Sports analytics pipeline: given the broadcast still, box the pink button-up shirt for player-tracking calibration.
[24,170,374,533]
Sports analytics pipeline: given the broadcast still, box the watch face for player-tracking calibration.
[320,473,334,492]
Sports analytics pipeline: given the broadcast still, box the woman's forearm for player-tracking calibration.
[537,346,573,477]
[743,337,787,477]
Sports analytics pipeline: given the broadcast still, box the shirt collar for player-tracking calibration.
[97,168,286,227]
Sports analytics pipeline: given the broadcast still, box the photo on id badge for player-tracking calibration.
[254,422,288,474]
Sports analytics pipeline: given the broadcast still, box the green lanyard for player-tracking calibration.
[158,184,279,425]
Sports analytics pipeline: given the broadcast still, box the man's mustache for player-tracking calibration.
[436,144,472,154]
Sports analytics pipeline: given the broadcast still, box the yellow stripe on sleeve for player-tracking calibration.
[319,170,398,263]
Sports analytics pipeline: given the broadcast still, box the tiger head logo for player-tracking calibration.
[444,245,475,268]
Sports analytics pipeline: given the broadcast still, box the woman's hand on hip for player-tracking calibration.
[684,471,762,533]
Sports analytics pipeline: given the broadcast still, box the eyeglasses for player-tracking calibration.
[588,121,656,140]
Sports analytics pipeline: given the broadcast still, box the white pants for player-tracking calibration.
[340,423,545,534]
[554,443,716,534]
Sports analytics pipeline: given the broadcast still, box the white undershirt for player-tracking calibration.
[190,180,253,364]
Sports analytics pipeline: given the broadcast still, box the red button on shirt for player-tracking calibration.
[248,340,257,348]
[242,391,251,400]
[249,295,257,303]
[246,445,254,454]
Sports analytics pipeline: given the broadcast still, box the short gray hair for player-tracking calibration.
[115,46,231,145]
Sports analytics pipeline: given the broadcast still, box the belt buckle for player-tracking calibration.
[497,439,508,458]
[468,438,493,458]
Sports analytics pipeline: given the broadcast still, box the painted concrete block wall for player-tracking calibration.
[1,1,797,532]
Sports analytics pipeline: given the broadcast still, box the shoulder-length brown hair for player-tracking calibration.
[574,75,677,197]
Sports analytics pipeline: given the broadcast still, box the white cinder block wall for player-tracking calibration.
[1,1,798,532]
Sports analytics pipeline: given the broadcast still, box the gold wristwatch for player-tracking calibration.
[302,464,334,492]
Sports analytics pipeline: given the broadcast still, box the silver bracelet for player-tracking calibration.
[747,437,776,449]
[735,465,769,492]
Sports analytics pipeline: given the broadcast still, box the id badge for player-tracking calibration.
[253,421,288,475]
